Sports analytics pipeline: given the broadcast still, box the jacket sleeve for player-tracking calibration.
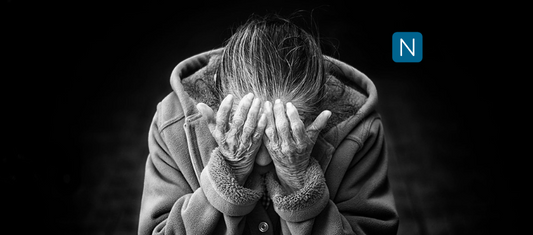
[138,111,263,235]
[265,117,399,235]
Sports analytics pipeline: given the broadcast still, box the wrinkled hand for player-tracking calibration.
[263,99,331,192]
[197,93,266,185]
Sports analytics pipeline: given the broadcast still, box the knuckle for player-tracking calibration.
[291,121,304,132]
[281,142,293,155]
[252,132,263,142]
[232,117,244,127]
[295,145,306,154]
[281,148,292,157]
[242,125,255,137]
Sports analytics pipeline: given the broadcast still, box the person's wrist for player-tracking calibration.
[279,179,298,193]
[276,159,310,191]
[276,169,306,193]
[226,158,253,186]
[214,147,251,186]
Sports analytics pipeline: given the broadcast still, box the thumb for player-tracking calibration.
[306,110,331,142]
[197,103,216,134]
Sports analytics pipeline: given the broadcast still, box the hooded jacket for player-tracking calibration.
[138,48,399,235]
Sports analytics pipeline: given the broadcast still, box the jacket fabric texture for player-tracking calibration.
[138,48,399,235]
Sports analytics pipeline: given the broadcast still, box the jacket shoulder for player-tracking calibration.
[155,92,186,132]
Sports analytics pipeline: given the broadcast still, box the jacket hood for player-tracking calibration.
[169,48,378,150]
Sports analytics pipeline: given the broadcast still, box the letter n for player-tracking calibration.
[400,38,415,56]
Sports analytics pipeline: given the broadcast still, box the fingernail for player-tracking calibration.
[325,110,332,118]
[248,93,254,99]
[275,99,281,104]
[286,102,293,109]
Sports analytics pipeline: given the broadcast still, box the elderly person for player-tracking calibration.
[138,15,399,235]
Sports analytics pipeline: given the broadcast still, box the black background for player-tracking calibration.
[5,1,507,234]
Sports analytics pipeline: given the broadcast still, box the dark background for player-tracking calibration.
[5,1,509,234]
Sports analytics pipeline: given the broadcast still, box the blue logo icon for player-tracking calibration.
[393,32,423,63]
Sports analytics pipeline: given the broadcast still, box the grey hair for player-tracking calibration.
[218,15,326,124]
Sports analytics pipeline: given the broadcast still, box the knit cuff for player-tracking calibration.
[201,148,263,216]
[265,158,329,222]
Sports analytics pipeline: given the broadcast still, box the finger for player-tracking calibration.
[273,99,291,144]
[215,94,234,137]
[197,103,216,134]
[241,114,266,156]
[231,93,254,129]
[252,113,267,144]
[286,102,306,145]
[241,97,262,141]
[306,110,332,142]
[263,101,277,143]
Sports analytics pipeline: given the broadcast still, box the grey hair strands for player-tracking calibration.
[219,15,326,124]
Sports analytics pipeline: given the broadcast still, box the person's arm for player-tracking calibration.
[263,101,398,234]
[139,94,267,235]
[138,114,257,234]
[138,113,217,234]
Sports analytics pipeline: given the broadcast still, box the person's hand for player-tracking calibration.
[263,99,331,192]
[197,93,266,185]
